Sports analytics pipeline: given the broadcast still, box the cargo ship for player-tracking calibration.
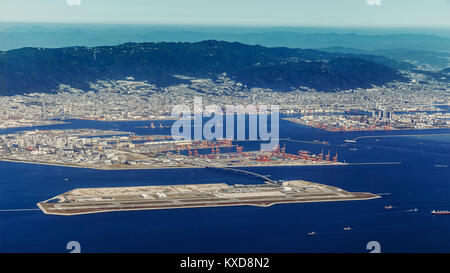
[431,210,450,215]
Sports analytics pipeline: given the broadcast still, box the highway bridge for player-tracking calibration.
[205,166,276,184]
[0,137,12,155]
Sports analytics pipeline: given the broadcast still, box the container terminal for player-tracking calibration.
[0,129,344,170]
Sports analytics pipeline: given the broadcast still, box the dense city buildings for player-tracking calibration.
[0,72,448,130]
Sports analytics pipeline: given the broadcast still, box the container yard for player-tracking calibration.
[0,129,344,170]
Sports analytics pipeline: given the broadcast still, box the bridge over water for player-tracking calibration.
[205,166,276,184]
[0,137,12,155]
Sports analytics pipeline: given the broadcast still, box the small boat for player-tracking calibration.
[308,232,316,236]
[344,227,352,231]
[64,178,69,182]
[412,208,418,212]
[431,210,450,215]
[384,205,393,210]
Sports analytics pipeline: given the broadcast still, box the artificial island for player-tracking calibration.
[37,179,380,216]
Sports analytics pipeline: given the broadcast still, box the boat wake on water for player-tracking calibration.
[382,208,419,214]
[307,207,425,236]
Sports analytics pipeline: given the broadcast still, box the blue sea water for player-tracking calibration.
[0,118,449,253]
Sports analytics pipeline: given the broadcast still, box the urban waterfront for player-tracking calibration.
[0,118,449,252]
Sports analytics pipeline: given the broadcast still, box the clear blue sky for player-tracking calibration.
[1,0,449,27]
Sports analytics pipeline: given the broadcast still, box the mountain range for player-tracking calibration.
[0,40,410,95]
[2,26,450,52]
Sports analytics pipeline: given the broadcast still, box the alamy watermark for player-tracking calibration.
[171,97,279,151]
[66,0,81,6]
[66,241,81,253]
[366,241,381,253]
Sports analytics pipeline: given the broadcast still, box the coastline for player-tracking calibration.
[37,194,381,216]
[0,158,402,171]
[283,117,450,132]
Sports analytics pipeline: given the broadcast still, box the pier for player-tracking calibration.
[353,133,450,141]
